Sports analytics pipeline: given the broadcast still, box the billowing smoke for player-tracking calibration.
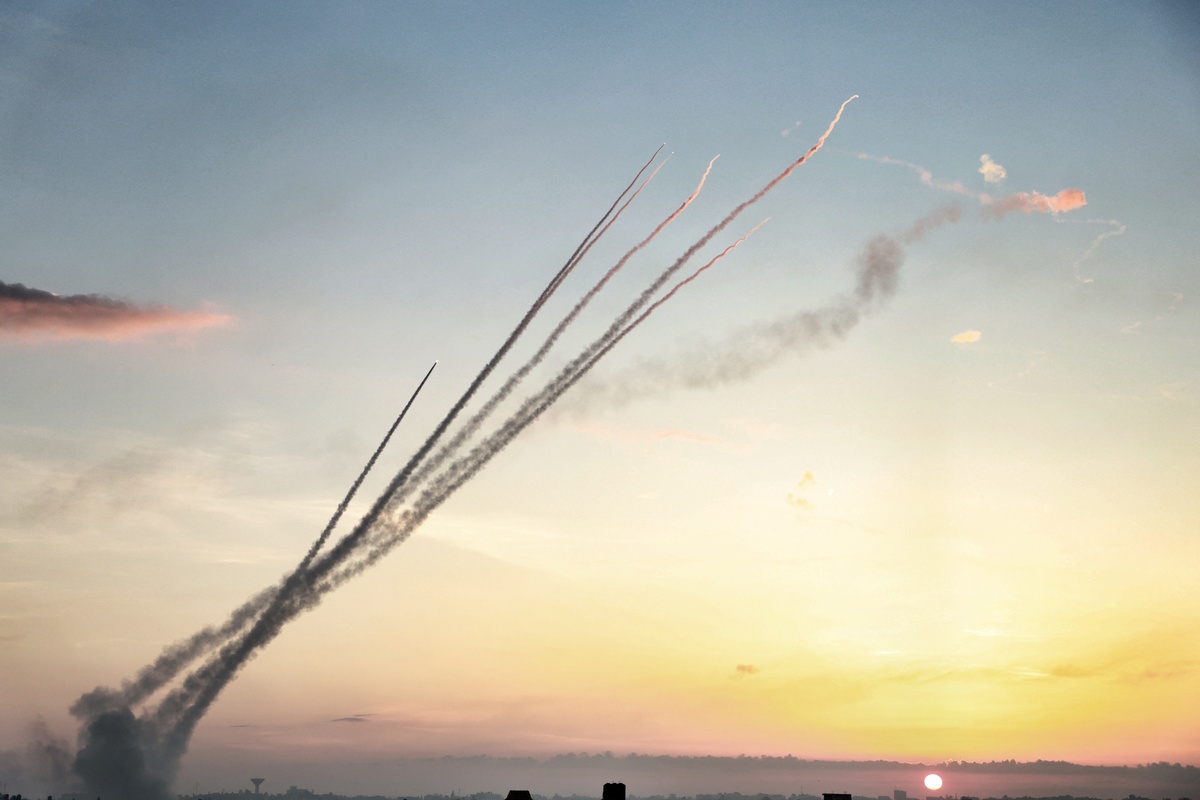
[0,280,229,343]
[564,202,962,410]
[72,709,172,800]
[63,99,860,800]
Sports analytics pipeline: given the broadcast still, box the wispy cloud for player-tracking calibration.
[786,471,816,509]
[981,188,1087,220]
[951,329,982,344]
[0,281,229,343]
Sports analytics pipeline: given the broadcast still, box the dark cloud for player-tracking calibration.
[0,280,228,343]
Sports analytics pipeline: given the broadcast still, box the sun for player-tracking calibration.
[924,774,943,791]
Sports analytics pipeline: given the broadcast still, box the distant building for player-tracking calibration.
[894,790,907,800]
[604,784,626,800]
[823,793,852,800]
[505,791,533,800]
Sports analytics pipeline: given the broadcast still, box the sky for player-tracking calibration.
[1,0,1199,796]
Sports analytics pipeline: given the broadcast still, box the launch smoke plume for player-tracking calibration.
[0,281,228,343]
[66,99,859,800]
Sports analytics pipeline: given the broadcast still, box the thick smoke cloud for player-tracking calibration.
[564,203,962,411]
[73,709,172,800]
[0,280,229,343]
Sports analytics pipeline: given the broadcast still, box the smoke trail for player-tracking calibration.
[76,150,667,732]
[297,360,437,568]
[351,93,860,554]
[334,218,774,582]
[71,96,857,796]
[170,215,773,706]
[382,155,719,519]
[564,203,963,410]
[1068,218,1127,284]
[133,144,673,764]
[339,93,861,571]
[855,152,975,198]
[68,147,668,754]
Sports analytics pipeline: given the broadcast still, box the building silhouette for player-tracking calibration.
[604,784,626,800]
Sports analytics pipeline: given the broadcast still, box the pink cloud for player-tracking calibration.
[0,281,230,343]
[982,188,1087,220]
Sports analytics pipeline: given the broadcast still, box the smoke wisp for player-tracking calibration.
[564,203,962,411]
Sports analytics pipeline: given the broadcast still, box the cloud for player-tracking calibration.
[951,329,981,343]
[734,664,760,676]
[982,188,1087,220]
[786,471,816,509]
[331,715,370,723]
[978,154,1007,184]
[860,152,1089,226]
[0,281,230,343]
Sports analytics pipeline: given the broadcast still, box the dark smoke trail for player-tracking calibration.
[157,216,774,765]
[341,93,860,565]
[382,155,718,518]
[204,95,854,664]
[74,96,858,795]
[297,360,437,568]
[566,203,963,410]
[334,218,776,583]
[74,147,665,740]
[141,146,670,763]
[74,150,665,732]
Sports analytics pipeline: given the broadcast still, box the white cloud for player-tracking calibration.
[979,154,1007,184]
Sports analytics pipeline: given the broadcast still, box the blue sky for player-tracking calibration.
[1,1,1198,795]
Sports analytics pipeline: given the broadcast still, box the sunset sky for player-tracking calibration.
[1,1,1198,794]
